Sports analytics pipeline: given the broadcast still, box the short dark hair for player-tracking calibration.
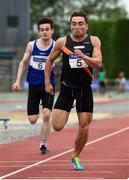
[37,17,54,30]
[70,10,88,23]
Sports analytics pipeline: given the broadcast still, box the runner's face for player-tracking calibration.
[70,16,87,38]
[38,24,53,40]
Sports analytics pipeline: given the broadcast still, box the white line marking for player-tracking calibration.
[0,126,129,179]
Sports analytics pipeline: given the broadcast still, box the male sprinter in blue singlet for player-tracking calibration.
[12,18,55,155]
[45,11,102,170]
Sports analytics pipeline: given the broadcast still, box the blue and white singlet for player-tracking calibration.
[27,39,55,86]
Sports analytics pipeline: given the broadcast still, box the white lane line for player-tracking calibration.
[0,126,129,179]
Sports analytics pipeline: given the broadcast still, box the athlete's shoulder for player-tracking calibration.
[54,36,66,49]
[56,36,66,43]
[90,35,101,47]
[26,40,35,50]
[27,40,35,46]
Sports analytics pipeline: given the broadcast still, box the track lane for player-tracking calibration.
[0,113,129,179]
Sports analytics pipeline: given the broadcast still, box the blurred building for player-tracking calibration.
[0,0,30,91]
[0,0,30,47]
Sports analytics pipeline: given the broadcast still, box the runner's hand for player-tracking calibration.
[45,82,54,95]
[74,49,84,58]
[12,82,21,92]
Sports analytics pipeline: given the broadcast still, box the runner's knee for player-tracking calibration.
[52,121,64,131]
[80,121,89,129]
[42,108,51,122]
[28,115,38,124]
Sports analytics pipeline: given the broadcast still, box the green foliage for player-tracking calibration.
[31,0,128,38]
[89,19,129,79]
[89,20,115,77]
[82,0,127,19]
[31,0,79,38]
[113,19,129,78]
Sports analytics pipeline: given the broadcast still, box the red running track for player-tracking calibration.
[0,113,129,179]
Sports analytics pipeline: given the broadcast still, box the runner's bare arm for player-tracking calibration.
[74,36,102,68]
[45,37,66,94]
[12,42,32,91]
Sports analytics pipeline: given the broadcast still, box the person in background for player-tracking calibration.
[12,18,55,155]
[98,65,107,93]
[45,10,102,170]
[116,71,126,93]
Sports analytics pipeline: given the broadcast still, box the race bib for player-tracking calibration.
[32,56,46,70]
[32,61,45,70]
[69,54,88,68]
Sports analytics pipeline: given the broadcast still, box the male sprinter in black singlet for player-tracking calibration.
[45,10,102,170]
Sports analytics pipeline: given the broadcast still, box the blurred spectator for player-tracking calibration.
[116,71,126,93]
[98,65,107,93]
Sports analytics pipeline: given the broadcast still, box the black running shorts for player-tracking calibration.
[27,85,54,115]
[54,82,93,113]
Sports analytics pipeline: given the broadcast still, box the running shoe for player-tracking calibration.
[40,145,50,155]
[72,157,84,171]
